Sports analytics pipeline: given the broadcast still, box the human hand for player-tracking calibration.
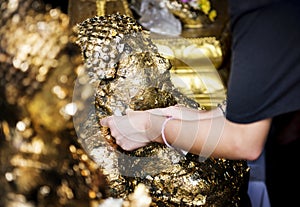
[100,109,166,151]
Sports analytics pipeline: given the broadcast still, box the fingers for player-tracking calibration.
[100,116,120,138]
[100,116,111,127]
[100,116,124,146]
[99,110,161,151]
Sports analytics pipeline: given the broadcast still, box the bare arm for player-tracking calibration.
[158,108,271,160]
[101,106,272,161]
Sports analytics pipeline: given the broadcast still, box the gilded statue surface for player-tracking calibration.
[0,0,249,206]
[74,13,249,206]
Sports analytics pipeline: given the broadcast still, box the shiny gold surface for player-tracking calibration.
[146,0,230,109]
[96,0,133,17]
[152,36,226,108]
[0,0,107,206]
[68,0,133,27]
[165,0,211,28]
[0,0,249,207]
[74,12,249,207]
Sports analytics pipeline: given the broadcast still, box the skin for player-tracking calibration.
[100,106,271,161]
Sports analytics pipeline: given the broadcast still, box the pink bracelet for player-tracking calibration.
[161,116,174,149]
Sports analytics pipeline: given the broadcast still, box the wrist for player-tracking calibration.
[159,117,189,155]
[160,116,174,148]
[145,112,168,142]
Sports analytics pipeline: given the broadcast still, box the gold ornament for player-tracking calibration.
[74,13,250,207]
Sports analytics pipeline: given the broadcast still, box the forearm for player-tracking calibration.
[157,108,271,160]
[101,104,271,160]
[159,109,227,157]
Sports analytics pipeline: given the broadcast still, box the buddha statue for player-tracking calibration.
[0,0,250,206]
[74,13,250,207]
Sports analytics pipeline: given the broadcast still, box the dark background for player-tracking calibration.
[43,0,68,13]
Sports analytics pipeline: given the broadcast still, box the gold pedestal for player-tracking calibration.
[151,0,231,109]
[152,35,227,109]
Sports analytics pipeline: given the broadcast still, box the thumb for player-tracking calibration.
[100,116,110,127]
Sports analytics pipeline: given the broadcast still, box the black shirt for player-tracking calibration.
[226,0,300,123]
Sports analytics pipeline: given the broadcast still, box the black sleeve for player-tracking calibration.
[226,0,300,123]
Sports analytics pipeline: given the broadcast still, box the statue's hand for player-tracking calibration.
[100,109,166,151]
